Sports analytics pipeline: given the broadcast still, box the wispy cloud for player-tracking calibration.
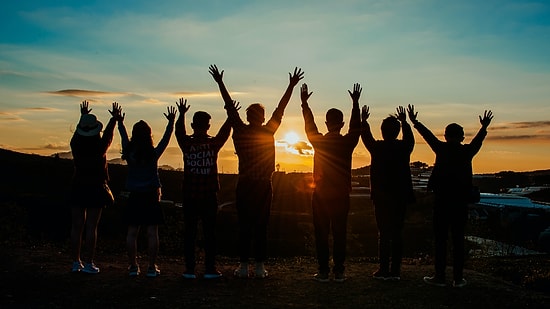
[0,111,23,121]
[47,89,129,97]
[491,121,550,130]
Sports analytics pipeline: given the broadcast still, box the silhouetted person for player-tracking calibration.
[118,106,176,277]
[69,101,122,274]
[408,106,493,288]
[301,83,361,282]
[175,98,232,279]
[361,105,415,281]
[209,64,304,278]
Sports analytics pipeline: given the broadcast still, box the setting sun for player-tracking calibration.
[284,131,300,145]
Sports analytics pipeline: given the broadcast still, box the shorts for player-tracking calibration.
[70,183,114,209]
[124,188,165,225]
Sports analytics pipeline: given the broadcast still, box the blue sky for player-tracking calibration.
[1,0,549,173]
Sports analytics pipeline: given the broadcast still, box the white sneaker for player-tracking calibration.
[255,262,268,279]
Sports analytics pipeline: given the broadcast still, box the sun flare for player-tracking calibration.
[284,131,300,145]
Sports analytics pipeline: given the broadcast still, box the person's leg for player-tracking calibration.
[312,192,330,274]
[332,195,350,275]
[433,199,450,281]
[202,195,219,272]
[451,205,468,281]
[253,180,272,264]
[127,225,140,267]
[70,208,86,265]
[83,207,102,265]
[183,198,199,272]
[147,225,159,268]
[374,200,391,275]
[390,203,406,277]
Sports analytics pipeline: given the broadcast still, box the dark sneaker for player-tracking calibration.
[423,276,446,287]
[372,269,390,280]
[128,265,140,277]
[255,263,268,279]
[71,261,84,273]
[182,270,197,279]
[453,278,467,288]
[82,263,100,274]
[146,265,160,278]
[234,264,249,278]
[313,272,330,283]
[334,272,346,283]
[204,270,223,279]
[388,271,401,281]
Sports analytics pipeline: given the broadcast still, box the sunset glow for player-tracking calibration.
[1,1,549,174]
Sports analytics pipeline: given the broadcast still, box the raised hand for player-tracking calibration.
[348,83,362,102]
[289,67,305,87]
[209,64,224,83]
[176,98,190,115]
[396,106,406,122]
[300,83,312,103]
[80,100,91,114]
[479,110,493,129]
[109,102,124,121]
[362,105,370,122]
[164,106,177,122]
[407,104,418,123]
[231,100,242,111]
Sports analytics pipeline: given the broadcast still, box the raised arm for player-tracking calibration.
[469,110,493,151]
[407,104,441,151]
[103,102,123,142]
[360,105,375,151]
[175,98,190,149]
[209,64,233,107]
[347,83,361,137]
[396,106,414,153]
[155,106,176,157]
[80,100,91,115]
[300,83,321,140]
[265,67,304,131]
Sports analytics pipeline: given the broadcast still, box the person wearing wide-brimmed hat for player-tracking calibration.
[69,101,124,274]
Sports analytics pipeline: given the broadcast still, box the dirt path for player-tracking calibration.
[1,246,549,308]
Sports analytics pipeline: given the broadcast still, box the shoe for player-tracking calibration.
[71,261,84,273]
[372,269,390,280]
[128,265,140,277]
[388,271,401,281]
[146,265,160,277]
[255,262,268,279]
[453,278,467,288]
[204,270,223,279]
[334,272,346,283]
[234,263,249,278]
[313,272,330,283]
[81,263,100,274]
[423,276,446,287]
[182,269,197,279]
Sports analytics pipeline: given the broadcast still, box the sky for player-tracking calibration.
[1,0,549,174]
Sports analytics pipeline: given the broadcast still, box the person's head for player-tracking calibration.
[191,111,211,133]
[381,116,401,141]
[76,114,103,137]
[246,103,265,126]
[131,120,153,146]
[325,108,344,133]
[444,123,465,143]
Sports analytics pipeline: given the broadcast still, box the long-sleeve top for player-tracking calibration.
[119,120,174,192]
[413,121,487,200]
[225,103,284,180]
[302,102,361,195]
[70,117,116,185]
[361,120,415,202]
[175,115,231,197]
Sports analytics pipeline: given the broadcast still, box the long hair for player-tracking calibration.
[122,120,155,163]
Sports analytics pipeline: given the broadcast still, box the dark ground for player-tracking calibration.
[1,244,549,309]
